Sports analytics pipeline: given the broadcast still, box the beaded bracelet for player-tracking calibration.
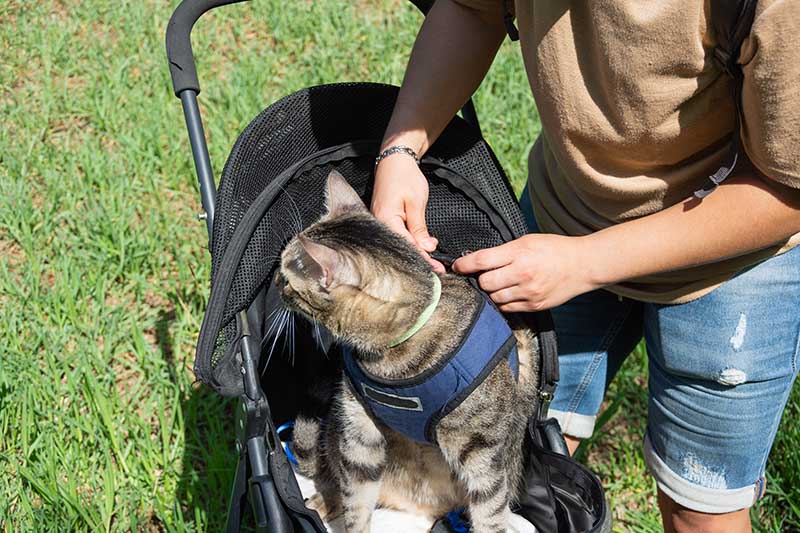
[374,145,420,170]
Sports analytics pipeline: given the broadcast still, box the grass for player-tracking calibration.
[1,0,797,530]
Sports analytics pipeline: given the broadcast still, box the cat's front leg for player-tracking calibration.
[436,374,516,532]
[336,386,387,533]
[443,436,511,533]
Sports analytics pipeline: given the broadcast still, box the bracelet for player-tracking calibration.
[374,145,420,170]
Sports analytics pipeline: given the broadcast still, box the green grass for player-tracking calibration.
[1,0,797,530]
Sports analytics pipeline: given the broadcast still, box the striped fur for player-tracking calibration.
[278,172,539,532]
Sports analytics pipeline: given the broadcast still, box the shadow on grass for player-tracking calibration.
[156,305,238,531]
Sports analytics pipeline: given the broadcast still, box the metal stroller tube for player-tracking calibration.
[167,0,253,237]
[165,0,432,97]
[167,2,295,531]
[165,1,483,530]
[179,91,216,237]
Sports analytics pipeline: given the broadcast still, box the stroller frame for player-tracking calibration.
[165,1,479,530]
[167,2,304,530]
[166,2,612,531]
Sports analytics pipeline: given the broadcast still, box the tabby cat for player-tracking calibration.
[275,171,539,533]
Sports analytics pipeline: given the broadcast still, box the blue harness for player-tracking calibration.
[342,293,519,444]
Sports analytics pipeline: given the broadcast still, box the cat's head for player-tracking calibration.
[276,171,436,354]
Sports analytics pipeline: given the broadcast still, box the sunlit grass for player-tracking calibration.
[1,0,796,530]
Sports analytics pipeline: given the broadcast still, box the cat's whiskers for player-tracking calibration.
[283,310,299,368]
[263,307,291,375]
[311,316,327,356]
[263,305,285,341]
[290,312,297,367]
[261,253,284,263]
[281,312,291,360]
[278,185,305,236]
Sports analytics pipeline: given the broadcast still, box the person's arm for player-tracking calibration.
[455,0,800,310]
[372,0,507,270]
[453,169,800,311]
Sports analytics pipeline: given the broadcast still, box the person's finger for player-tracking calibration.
[488,286,522,305]
[376,212,443,272]
[419,236,438,252]
[452,244,515,274]
[384,214,444,272]
[498,301,536,313]
[425,254,446,273]
[406,201,436,252]
[381,213,417,244]
[477,265,517,293]
[426,236,439,249]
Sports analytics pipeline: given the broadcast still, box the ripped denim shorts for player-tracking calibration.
[520,187,800,513]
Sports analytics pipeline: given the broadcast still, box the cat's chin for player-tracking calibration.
[278,293,311,320]
[279,298,301,315]
[277,284,335,338]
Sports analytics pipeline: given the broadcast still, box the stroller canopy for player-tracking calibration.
[195,82,529,395]
[184,80,608,533]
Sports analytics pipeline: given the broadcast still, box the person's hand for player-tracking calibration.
[452,234,602,311]
[371,154,445,272]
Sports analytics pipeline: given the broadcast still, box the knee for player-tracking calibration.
[657,489,751,533]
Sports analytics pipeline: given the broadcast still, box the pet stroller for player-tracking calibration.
[165,1,611,531]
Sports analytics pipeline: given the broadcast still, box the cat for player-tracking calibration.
[275,170,540,533]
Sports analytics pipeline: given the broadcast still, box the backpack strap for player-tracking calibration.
[502,0,519,41]
[694,0,759,198]
[711,0,759,78]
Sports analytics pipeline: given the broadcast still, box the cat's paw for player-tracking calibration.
[306,493,343,522]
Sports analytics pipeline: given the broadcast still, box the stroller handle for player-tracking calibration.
[166,0,433,97]
[166,0,251,96]
[164,0,460,238]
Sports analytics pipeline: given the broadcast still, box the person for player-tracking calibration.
[369,1,800,532]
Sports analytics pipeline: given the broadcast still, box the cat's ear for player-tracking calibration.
[325,170,366,217]
[297,235,360,288]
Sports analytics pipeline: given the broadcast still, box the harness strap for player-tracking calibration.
[502,0,519,41]
[343,294,519,444]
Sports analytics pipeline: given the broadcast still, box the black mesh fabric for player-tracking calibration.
[191,81,609,533]
[197,83,529,392]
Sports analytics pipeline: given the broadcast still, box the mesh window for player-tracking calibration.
[197,83,528,391]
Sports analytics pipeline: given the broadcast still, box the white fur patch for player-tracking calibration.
[290,458,537,532]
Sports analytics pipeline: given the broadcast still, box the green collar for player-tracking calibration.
[389,273,442,347]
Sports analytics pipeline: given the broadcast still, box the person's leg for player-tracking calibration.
[549,286,645,453]
[520,187,643,450]
[643,246,800,532]
[552,288,643,453]
[657,491,750,533]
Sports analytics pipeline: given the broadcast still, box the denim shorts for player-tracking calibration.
[520,187,800,513]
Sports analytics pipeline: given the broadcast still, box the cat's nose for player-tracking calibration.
[274,272,286,289]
